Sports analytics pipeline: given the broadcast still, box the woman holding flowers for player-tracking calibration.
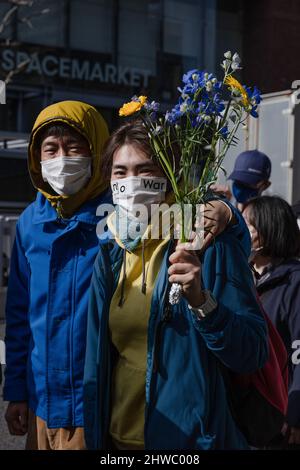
[83,122,267,450]
[83,54,268,450]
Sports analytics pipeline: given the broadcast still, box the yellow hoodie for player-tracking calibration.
[106,201,177,449]
[28,100,109,218]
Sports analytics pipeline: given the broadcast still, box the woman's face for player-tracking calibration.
[243,205,261,250]
[111,144,164,180]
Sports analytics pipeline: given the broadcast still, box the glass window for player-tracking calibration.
[0,1,15,41]
[216,0,243,73]
[118,0,160,77]
[0,157,35,203]
[17,0,65,48]
[163,0,204,60]
[70,0,113,54]
[0,96,18,131]
[21,95,46,133]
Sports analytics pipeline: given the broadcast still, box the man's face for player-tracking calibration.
[111,143,164,180]
[40,133,91,161]
[232,179,271,212]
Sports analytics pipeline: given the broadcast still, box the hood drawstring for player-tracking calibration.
[118,240,148,307]
[118,248,127,307]
[56,199,64,219]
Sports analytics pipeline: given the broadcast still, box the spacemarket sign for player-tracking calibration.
[0,46,152,89]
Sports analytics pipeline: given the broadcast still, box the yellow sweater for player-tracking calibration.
[108,213,170,449]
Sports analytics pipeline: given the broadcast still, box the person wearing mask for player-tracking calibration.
[243,196,300,447]
[83,120,268,450]
[3,102,240,450]
[228,150,272,212]
[3,101,111,450]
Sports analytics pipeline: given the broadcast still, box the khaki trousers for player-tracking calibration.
[26,410,86,450]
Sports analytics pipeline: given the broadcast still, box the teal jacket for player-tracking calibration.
[83,211,268,449]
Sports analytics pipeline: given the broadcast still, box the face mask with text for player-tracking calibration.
[111,176,167,240]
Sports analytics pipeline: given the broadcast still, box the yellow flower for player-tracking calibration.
[225,76,250,108]
[139,95,147,105]
[119,95,147,117]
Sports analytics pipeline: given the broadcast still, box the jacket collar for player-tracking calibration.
[256,258,300,289]
[32,189,112,226]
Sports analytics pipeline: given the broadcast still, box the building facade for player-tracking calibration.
[0,0,244,208]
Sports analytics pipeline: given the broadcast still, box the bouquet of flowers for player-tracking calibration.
[119,51,261,304]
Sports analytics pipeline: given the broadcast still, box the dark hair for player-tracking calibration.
[34,122,89,151]
[244,195,300,259]
[101,119,180,183]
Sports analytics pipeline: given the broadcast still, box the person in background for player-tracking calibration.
[243,196,300,447]
[212,150,272,212]
[228,150,272,212]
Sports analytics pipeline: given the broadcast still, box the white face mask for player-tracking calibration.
[41,156,92,196]
[111,176,167,239]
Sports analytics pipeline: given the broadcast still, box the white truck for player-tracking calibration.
[218,89,300,206]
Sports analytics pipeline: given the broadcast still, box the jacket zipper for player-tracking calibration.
[70,247,79,426]
[152,289,172,374]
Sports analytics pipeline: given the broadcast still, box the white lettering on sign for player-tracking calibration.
[42,55,59,76]
[71,59,90,80]
[0,49,152,87]
[89,62,104,82]
[28,52,42,74]
[59,57,71,78]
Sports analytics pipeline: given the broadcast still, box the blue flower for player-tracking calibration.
[219,126,229,138]
[165,104,183,124]
[144,100,160,112]
[182,69,201,84]
[244,85,261,118]
[196,91,224,118]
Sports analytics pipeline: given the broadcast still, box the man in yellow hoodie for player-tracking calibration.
[3,101,110,449]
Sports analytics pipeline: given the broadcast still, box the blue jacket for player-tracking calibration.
[256,259,300,427]
[3,190,111,428]
[83,211,268,449]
